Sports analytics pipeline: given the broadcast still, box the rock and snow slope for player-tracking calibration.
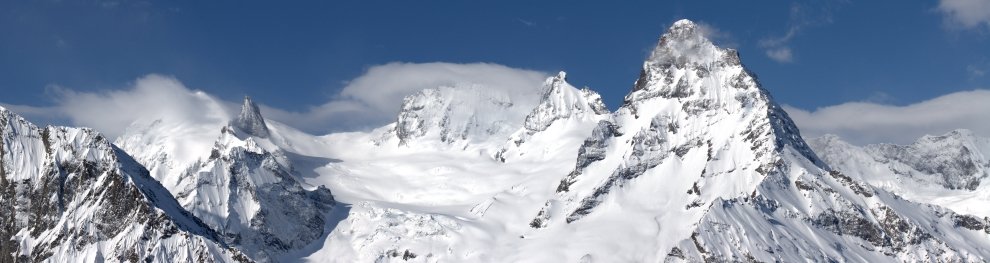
[3,19,990,262]
[496,71,610,163]
[116,97,338,262]
[0,107,249,262]
[517,19,990,262]
[299,69,611,262]
[811,130,990,218]
[301,20,990,262]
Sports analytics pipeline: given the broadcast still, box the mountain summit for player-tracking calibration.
[646,19,733,68]
[232,96,270,138]
[523,19,990,261]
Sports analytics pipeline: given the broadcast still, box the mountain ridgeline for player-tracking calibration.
[2,19,989,262]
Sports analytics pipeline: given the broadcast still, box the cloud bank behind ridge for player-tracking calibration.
[785,89,990,145]
[3,62,987,146]
[2,62,548,139]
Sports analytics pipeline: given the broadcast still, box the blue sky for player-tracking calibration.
[2,0,989,143]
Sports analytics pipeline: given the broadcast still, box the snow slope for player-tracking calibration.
[116,97,340,262]
[287,70,611,262]
[810,130,990,218]
[0,107,249,262]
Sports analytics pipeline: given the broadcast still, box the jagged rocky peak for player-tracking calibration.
[232,96,270,138]
[620,19,816,159]
[539,17,823,230]
[624,19,749,108]
[523,71,608,132]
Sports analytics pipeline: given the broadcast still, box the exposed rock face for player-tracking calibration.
[232,96,271,138]
[0,107,249,262]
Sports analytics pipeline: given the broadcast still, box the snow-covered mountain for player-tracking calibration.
[3,18,990,262]
[810,130,990,217]
[517,19,990,262]
[0,107,249,262]
[116,97,339,262]
[304,19,990,262]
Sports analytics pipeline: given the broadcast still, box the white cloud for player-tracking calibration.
[3,75,228,139]
[693,21,738,49]
[759,26,800,48]
[765,47,794,63]
[938,0,990,30]
[968,64,988,78]
[2,62,548,138]
[784,89,990,145]
[759,2,844,63]
[515,18,536,27]
[260,62,548,132]
[759,6,802,63]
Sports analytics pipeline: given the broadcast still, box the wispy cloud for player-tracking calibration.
[760,2,845,63]
[2,75,229,139]
[968,64,987,78]
[759,24,801,48]
[764,47,793,63]
[693,21,738,49]
[785,89,990,145]
[937,0,990,30]
[515,18,536,27]
[54,36,69,49]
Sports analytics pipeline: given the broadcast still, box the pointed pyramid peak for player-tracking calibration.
[232,95,270,138]
[239,96,262,118]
